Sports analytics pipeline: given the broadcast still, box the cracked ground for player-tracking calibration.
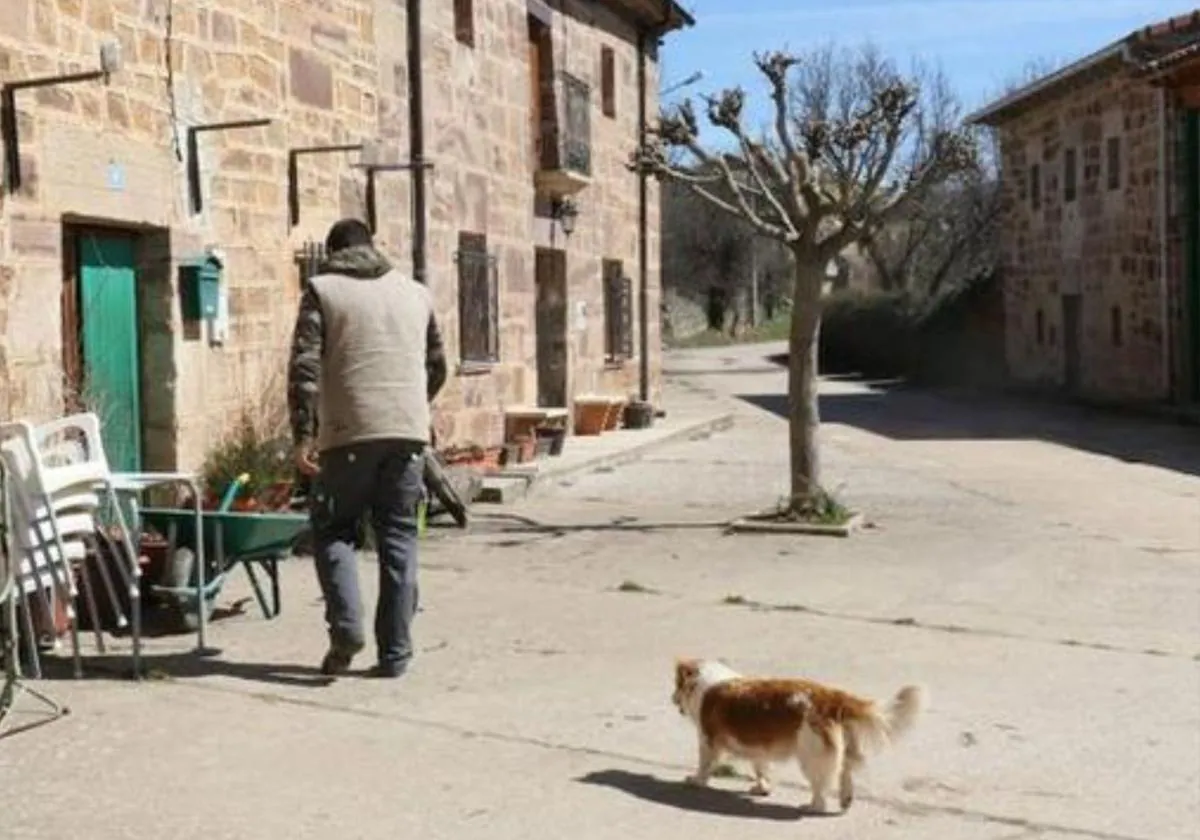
[2,343,1198,840]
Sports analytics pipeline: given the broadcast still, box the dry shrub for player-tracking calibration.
[200,335,293,500]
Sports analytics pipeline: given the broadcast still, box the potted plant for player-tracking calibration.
[201,416,295,512]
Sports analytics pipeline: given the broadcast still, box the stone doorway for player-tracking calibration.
[60,220,175,472]
[535,247,568,408]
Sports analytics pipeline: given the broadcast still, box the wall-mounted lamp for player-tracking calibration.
[186,118,273,214]
[351,139,434,235]
[551,197,579,237]
[1,40,123,193]
[287,142,365,228]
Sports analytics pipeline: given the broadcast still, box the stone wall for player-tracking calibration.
[0,0,666,468]
[0,0,379,469]
[995,68,1170,403]
[377,0,661,448]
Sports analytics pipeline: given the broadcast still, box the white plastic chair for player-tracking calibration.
[1,456,68,736]
[0,414,145,678]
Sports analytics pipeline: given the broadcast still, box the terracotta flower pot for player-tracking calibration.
[481,446,504,471]
[602,400,626,432]
[574,401,609,436]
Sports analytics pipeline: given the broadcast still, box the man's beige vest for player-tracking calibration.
[307,268,433,452]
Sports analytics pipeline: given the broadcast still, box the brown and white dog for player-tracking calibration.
[671,658,926,814]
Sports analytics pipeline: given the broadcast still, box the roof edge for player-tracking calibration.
[601,0,693,34]
[965,42,1130,127]
[668,1,695,29]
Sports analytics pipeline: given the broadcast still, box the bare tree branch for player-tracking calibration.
[754,51,815,227]
[699,89,796,234]
[634,39,978,271]
[638,98,797,239]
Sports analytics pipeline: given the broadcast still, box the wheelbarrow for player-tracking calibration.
[136,508,309,634]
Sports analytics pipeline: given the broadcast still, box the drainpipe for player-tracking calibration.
[1158,87,1172,402]
[636,18,667,406]
[407,0,427,285]
[636,30,650,403]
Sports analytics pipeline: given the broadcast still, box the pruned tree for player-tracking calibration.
[635,44,978,518]
[825,57,1000,296]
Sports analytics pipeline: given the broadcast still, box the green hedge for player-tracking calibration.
[819,290,920,378]
[817,272,1004,385]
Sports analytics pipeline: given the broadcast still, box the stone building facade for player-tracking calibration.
[970,14,1200,406]
[0,0,689,473]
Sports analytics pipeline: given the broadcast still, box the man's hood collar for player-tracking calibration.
[320,244,392,279]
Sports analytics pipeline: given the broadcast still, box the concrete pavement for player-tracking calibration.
[2,342,1198,840]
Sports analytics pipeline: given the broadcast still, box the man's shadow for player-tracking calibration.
[577,769,809,821]
[33,649,335,688]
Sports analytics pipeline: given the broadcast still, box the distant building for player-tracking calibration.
[968,11,1200,406]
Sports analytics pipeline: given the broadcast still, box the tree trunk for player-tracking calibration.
[787,257,824,512]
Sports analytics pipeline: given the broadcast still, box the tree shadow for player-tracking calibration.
[737,367,1200,479]
[576,769,805,821]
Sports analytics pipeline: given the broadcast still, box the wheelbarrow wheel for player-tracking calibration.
[424,451,468,528]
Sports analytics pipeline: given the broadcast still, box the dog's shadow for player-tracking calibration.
[578,769,811,821]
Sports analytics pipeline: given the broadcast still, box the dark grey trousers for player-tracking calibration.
[309,439,424,669]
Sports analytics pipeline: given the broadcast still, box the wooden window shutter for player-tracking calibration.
[454,0,475,47]
[618,273,634,359]
[487,253,500,361]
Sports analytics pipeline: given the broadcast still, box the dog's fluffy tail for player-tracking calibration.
[846,684,927,754]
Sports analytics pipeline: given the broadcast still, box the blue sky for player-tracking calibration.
[660,0,1200,143]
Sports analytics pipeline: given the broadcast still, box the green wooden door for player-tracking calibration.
[78,235,142,472]
[1186,110,1200,401]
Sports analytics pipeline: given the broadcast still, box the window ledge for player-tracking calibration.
[603,357,631,370]
[457,360,497,377]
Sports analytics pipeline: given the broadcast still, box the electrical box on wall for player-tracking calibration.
[179,251,224,321]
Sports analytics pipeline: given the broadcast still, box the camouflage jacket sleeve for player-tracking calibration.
[426,312,448,403]
[287,285,324,446]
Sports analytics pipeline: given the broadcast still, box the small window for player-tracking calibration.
[455,232,499,364]
[454,0,475,47]
[1035,309,1045,345]
[1111,305,1123,346]
[602,258,633,362]
[600,46,616,118]
[1030,163,1042,210]
[1063,147,1077,203]
[1106,137,1121,191]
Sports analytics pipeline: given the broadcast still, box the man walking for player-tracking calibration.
[287,218,447,678]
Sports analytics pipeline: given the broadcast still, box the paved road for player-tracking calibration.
[3,343,1198,840]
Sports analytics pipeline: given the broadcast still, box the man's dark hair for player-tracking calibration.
[325,218,373,253]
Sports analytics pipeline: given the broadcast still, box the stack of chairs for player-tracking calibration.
[0,413,144,682]
[1,450,68,737]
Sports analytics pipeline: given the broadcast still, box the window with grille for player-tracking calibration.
[295,240,326,290]
[602,258,633,362]
[456,232,499,364]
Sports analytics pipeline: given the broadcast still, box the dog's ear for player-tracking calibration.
[674,657,699,679]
